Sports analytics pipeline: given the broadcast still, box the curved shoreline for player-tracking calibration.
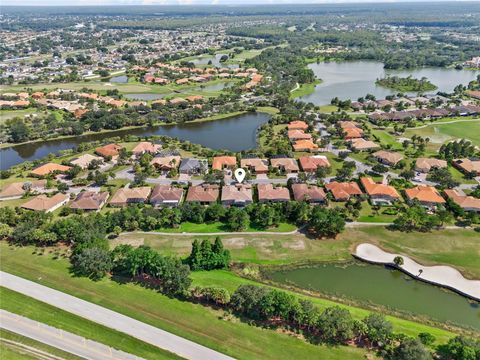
[354,243,480,301]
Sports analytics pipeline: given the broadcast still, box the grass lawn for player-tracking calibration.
[1,329,84,360]
[256,106,280,115]
[0,108,38,124]
[403,118,480,149]
[155,221,296,234]
[355,203,398,223]
[0,242,370,360]
[319,105,340,113]
[0,288,181,360]
[290,80,321,99]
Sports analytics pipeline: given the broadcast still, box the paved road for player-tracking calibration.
[0,310,143,360]
[0,272,234,360]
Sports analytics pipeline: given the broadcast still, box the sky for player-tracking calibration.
[1,0,468,6]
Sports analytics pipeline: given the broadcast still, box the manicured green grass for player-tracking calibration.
[404,118,480,149]
[256,106,280,115]
[0,242,369,360]
[0,108,38,124]
[319,105,340,113]
[0,287,181,360]
[0,342,33,360]
[355,203,398,223]
[156,221,296,234]
[290,80,321,99]
[1,329,83,360]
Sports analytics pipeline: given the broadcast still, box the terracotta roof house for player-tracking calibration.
[212,156,237,171]
[132,142,162,156]
[240,158,268,174]
[453,159,480,176]
[186,95,204,102]
[31,163,71,177]
[299,156,331,173]
[151,155,181,173]
[258,184,290,202]
[270,158,299,173]
[109,187,151,207]
[95,144,123,159]
[70,191,109,211]
[349,138,380,151]
[339,121,359,129]
[0,180,47,200]
[221,184,253,207]
[169,97,188,105]
[360,177,400,205]
[325,181,363,201]
[405,185,445,209]
[415,158,447,173]
[343,127,364,140]
[186,184,220,205]
[293,140,319,152]
[287,130,312,141]
[288,121,308,131]
[22,193,69,212]
[70,154,103,169]
[291,183,327,203]
[179,158,208,175]
[150,185,184,207]
[444,189,480,213]
[373,150,404,167]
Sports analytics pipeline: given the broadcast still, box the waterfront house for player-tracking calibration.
[179,158,208,175]
[270,158,299,174]
[95,143,123,159]
[132,142,162,157]
[240,158,269,174]
[151,155,181,174]
[212,156,237,171]
[31,163,71,177]
[70,154,103,169]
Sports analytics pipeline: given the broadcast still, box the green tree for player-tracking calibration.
[71,247,112,281]
[317,306,356,344]
[394,338,432,360]
[307,207,345,238]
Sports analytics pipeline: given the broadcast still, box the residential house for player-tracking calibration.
[151,155,181,174]
[293,140,319,152]
[31,163,71,177]
[299,156,331,173]
[70,191,109,211]
[360,177,400,205]
[186,184,220,205]
[415,158,447,173]
[325,181,363,202]
[270,158,299,174]
[287,130,312,141]
[453,159,480,176]
[221,184,253,207]
[150,185,184,207]
[0,180,47,201]
[95,144,123,159]
[212,156,237,171]
[257,184,290,202]
[21,193,69,212]
[70,154,103,169]
[373,150,404,167]
[404,185,445,210]
[109,187,151,207]
[288,121,309,131]
[291,183,327,203]
[179,158,208,175]
[132,142,162,157]
[240,158,268,174]
[444,189,480,213]
[349,138,380,151]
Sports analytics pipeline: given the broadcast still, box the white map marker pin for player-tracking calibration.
[234,168,246,183]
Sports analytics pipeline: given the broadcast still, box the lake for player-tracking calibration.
[298,61,480,105]
[268,262,480,330]
[110,75,129,83]
[0,112,270,170]
[190,54,239,69]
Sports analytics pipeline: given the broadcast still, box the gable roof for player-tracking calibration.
[405,185,445,204]
[360,177,400,198]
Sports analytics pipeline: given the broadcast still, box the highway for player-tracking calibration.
[0,271,234,360]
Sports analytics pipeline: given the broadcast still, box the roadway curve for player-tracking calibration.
[0,271,234,360]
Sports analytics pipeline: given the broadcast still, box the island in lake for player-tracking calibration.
[375,75,438,92]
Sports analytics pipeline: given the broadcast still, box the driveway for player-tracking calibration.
[0,272,233,360]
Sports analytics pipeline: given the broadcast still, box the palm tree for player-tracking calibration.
[418,269,423,277]
[393,256,404,267]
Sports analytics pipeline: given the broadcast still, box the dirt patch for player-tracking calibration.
[282,239,306,250]
[223,237,247,249]
[111,236,144,248]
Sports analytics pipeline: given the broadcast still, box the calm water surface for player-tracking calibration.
[191,54,239,69]
[124,93,166,101]
[110,75,129,83]
[269,262,480,330]
[298,61,480,105]
[0,112,270,170]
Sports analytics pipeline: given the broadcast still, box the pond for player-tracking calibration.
[124,93,166,101]
[298,61,480,105]
[190,54,239,69]
[110,75,129,83]
[192,82,229,92]
[0,112,271,170]
[268,262,480,330]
